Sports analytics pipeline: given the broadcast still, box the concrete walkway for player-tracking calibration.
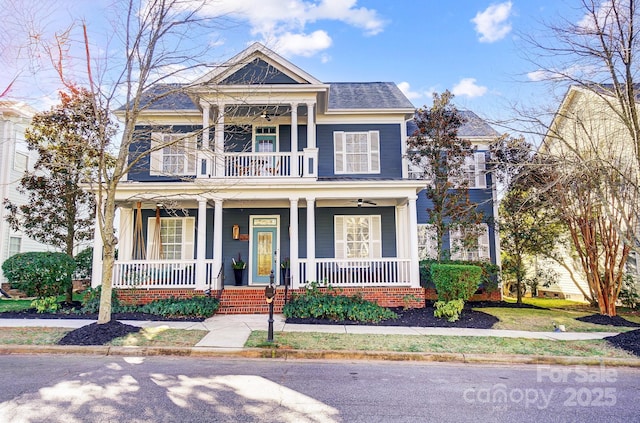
[0,314,620,350]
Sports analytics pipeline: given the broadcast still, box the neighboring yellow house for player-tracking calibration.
[538,84,639,302]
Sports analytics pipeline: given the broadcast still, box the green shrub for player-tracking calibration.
[139,296,220,318]
[420,259,500,293]
[2,252,76,298]
[620,273,639,310]
[433,299,465,322]
[80,285,126,314]
[74,247,93,279]
[31,296,59,313]
[283,281,397,323]
[431,263,483,303]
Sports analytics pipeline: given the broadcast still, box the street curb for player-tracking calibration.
[2,344,639,367]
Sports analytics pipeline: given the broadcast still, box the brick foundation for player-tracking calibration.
[113,285,502,314]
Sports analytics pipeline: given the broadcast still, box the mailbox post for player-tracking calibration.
[265,270,276,342]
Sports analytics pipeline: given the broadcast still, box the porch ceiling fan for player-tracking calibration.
[355,198,377,207]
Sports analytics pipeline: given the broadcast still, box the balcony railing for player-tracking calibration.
[198,149,317,178]
[298,258,412,286]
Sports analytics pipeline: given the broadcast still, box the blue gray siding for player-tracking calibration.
[222,59,300,85]
[316,124,404,178]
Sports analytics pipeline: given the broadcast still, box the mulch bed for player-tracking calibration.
[286,306,499,329]
[575,314,640,327]
[604,330,640,357]
[57,321,141,346]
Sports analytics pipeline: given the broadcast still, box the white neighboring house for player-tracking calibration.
[0,101,51,285]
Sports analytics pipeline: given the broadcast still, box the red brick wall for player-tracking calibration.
[113,285,502,314]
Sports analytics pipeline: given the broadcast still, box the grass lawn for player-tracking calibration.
[473,307,640,332]
[245,331,634,358]
[0,298,34,312]
[502,296,592,309]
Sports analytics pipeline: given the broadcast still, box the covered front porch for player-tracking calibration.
[92,182,424,294]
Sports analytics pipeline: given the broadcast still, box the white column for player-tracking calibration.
[290,102,299,176]
[395,204,408,259]
[201,101,211,177]
[196,199,207,291]
[214,104,225,177]
[305,197,316,285]
[289,198,299,287]
[407,195,420,287]
[118,206,133,261]
[213,199,223,289]
[306,102,315,148]
[91,206,104,288]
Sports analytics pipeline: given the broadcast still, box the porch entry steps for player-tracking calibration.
[217,286,288,314]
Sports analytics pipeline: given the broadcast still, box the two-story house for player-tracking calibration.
[92,43,500,312]
[0,101,51,288]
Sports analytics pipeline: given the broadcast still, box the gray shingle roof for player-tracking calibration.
[136,84,197,110]
[328,82,415,110]
[406,110,499,138]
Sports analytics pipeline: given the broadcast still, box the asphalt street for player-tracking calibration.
[0,355,638,422]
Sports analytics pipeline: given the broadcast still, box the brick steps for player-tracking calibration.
[217,286,289,314]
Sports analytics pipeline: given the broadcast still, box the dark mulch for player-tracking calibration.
[57,321,141,346]
[575,314,640,327]
[286,305,500,329]
[604,330,640,357]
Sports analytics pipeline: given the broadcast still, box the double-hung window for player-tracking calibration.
[335,215,382,259]
[450,223,490,261]
[147,217,195,260]
[8,236,22,257]
[465,152,487,188]
[334,131,380,174]
[150,133,197,176]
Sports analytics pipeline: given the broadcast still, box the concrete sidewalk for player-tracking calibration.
[0,314,621,350]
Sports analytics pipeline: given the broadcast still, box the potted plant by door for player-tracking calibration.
[280,257,290,286]
[232,254,246,286]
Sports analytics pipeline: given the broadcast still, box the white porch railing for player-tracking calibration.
[113,260,216,289]
[298,258,412,286]
[198,151,314,178]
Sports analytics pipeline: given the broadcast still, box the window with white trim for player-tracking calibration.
[417,224,438,259]
[335,215,382,259]
[450,223,490,261]
[147,217,195,260]
[8,236,21,257]
[465,152,487,188]
[150,133,197,176]
[13,152,28,172]
[334,131,380,174]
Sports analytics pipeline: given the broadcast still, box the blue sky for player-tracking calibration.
[1,0,588,133]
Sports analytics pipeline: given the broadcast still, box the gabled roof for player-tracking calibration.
[327,82,414,110]
[406,110,499,138]
[194,42,323,86]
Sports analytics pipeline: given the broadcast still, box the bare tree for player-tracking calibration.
[512,0,640,316]
[24,0,239,323]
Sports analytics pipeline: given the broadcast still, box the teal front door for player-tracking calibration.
[250,216,279,285]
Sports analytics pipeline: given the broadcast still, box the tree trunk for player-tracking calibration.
[97,188,117,324]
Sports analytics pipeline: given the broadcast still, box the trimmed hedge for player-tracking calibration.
[420,259,500,293]
[2,252,76,298]
[431,263,483,302]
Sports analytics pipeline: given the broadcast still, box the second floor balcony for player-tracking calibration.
[197,149,318,179]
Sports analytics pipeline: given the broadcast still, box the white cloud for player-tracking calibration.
[274,31,333,57]
[452,78,488,98]
[186,0,385,57]
[397,82,420,100]
[471,1,513,43]
[577,0,613,31]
